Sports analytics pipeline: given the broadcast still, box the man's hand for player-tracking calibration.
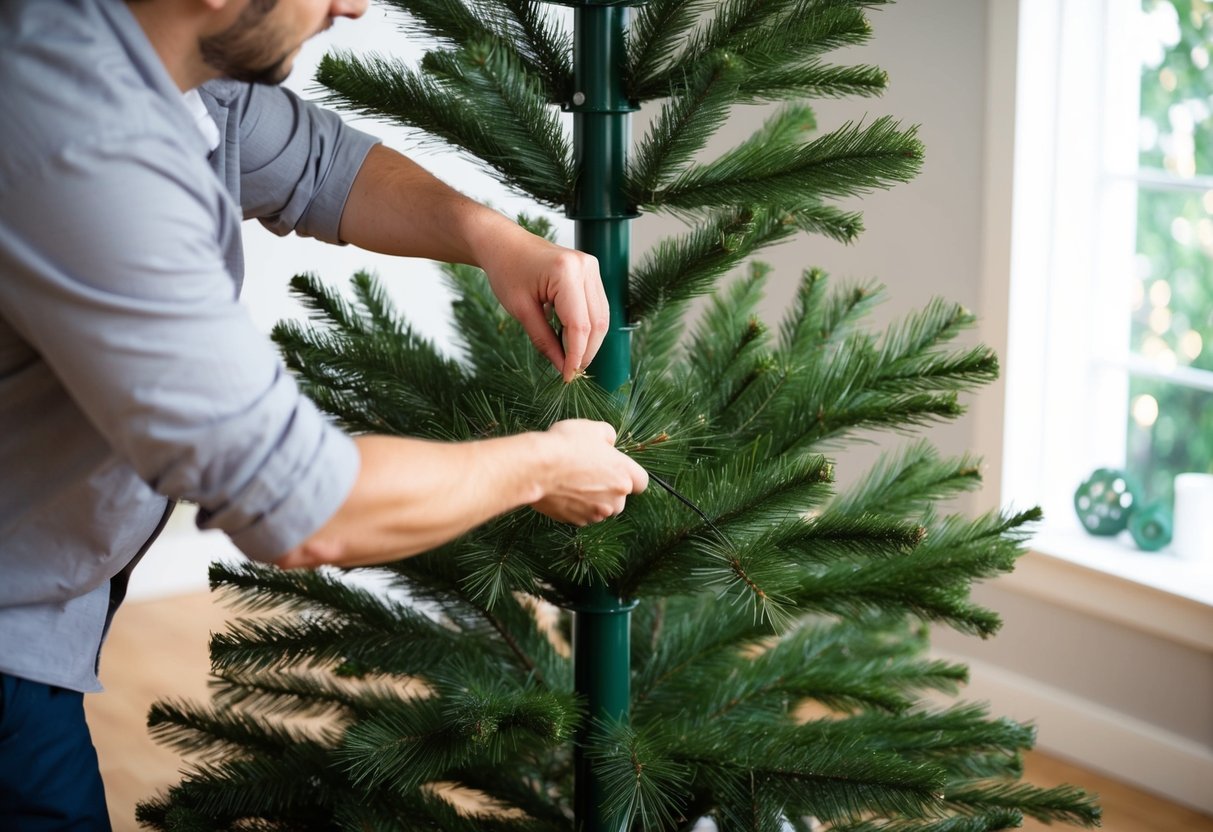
[531,419,649,525]
[338,145,611,382]
[275,419,648,570]
[480,229,609,382]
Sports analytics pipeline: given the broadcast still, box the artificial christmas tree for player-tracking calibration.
[139,1,1102,830]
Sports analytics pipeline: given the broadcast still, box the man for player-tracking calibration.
[0,0,648,827]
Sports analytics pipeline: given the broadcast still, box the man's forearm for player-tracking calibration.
[337,143,526,267]
[275,432,547,569]
[274,421,648,570]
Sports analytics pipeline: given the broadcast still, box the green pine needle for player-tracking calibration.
[944,781,1102,827]
[589,720,694,830]
[492,0,574,101]
[630,0,884,101]
[828,811,1026,832]
[422,42,573,196]
[377,0,498,49]
[377,0,570,102]
[146,700,339,761]
[627,0,716,96]
[648,117,923,215]
[630,52,746,198]
[833,442,985,519]
[317,49,571,206]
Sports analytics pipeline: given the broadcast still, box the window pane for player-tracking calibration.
[1130,186,1213,372]
[1138,0,1213,177]
[1126,377,1213,502]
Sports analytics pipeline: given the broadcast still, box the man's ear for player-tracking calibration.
[194,0,249,35]
[196,0,237,13]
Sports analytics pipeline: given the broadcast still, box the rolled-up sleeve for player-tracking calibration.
[231,83,379,243]
[0,135,359,561]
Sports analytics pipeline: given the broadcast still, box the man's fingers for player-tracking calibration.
[486,239,608,381]
[549,252,607,382]
[515,302,565,372]
[533,419,647,526]
[582,264,610,370]
[628,459,649,494]
[557,300,592,382]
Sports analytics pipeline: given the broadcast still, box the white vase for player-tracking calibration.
[1171,473,1213,563]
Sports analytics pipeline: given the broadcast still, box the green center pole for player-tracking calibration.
[566,1,636,830]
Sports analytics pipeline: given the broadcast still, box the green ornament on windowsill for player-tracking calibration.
[1073,468,1140,536]
[1128,501,1173,552]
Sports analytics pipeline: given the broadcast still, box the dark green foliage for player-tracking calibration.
[317,47,571,207]
[640,116,922,216]
[377,0,572,101]
[627,0,891,104]
[142,2,1100,831]
[420,42,573,188]
[322,0,914,237]
[142,265,1096,829]
[630,53,746,199]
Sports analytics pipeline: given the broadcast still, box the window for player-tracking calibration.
[1125,0,1213,502]
[1002,0,1213,533]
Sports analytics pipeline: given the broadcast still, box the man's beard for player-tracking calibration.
[199,0,296,86]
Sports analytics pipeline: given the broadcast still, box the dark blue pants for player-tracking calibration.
[0,673,111,831]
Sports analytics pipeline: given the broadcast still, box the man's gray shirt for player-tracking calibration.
[0,0,378,691]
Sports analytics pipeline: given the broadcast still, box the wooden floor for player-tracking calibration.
[88,592,1213,832]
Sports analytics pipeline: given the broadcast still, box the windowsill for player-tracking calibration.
[1032,523,1213,607]
[996,522,1213,652]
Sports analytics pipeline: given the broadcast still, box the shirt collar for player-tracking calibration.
[182,88,221,153]
[94,0,209,157]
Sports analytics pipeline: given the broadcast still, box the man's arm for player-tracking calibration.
[0,136,648,569]
[229,84,606,380]
[225,88,641,564]
[338,145,609,382]
[275,420,648,569]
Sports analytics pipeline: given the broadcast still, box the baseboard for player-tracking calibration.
[930,649,1213,814]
